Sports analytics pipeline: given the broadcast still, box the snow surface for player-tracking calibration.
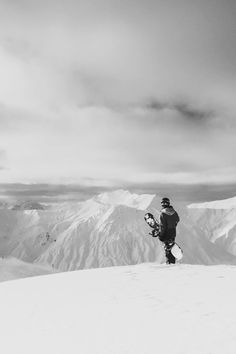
[0,263,236,354]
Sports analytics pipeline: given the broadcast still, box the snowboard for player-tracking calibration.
[144,212,183,261]
[144,212,160,237]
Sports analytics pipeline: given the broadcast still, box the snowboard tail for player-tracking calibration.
[170,243,183,260]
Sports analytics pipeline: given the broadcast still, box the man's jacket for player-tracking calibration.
[159,206,180,242]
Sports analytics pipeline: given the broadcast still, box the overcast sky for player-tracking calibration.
[0,0,236,190]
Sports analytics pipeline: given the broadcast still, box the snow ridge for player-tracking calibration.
[188,196,236,209]
[94,189,155,210]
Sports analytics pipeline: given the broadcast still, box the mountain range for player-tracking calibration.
[0,189,236,272]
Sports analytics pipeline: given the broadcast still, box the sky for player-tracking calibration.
[0,0,236,197]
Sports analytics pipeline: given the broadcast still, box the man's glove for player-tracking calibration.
[149,229,160,238]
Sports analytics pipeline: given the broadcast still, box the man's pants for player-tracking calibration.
[164,241,176,264]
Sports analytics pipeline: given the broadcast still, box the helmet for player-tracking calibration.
[161,197,170,207]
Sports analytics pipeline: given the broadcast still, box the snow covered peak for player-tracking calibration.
[93,189,155,210]
[188,196,236,209]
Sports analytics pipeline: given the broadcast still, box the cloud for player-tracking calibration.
[128,182,236,203]
[146,99,214,123]
[0,0,235,111]
[146,100,168,112]
[0,0,235,187]
[0,101,235,185]
[1,181,236,204]
[0,149,7,169]
[0,183,111,202]
[171,103,213,122]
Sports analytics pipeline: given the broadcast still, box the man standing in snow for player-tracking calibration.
[159,197,180,264]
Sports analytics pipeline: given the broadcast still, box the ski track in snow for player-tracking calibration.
[0,263,236,354]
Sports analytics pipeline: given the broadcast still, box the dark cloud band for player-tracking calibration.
[146,99,214,122]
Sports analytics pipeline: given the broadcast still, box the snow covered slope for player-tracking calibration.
[0,257,54,282]
[189,196,236,209]
[0,263,236,354]
[188,196,236,256]
[1,190,236,271]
